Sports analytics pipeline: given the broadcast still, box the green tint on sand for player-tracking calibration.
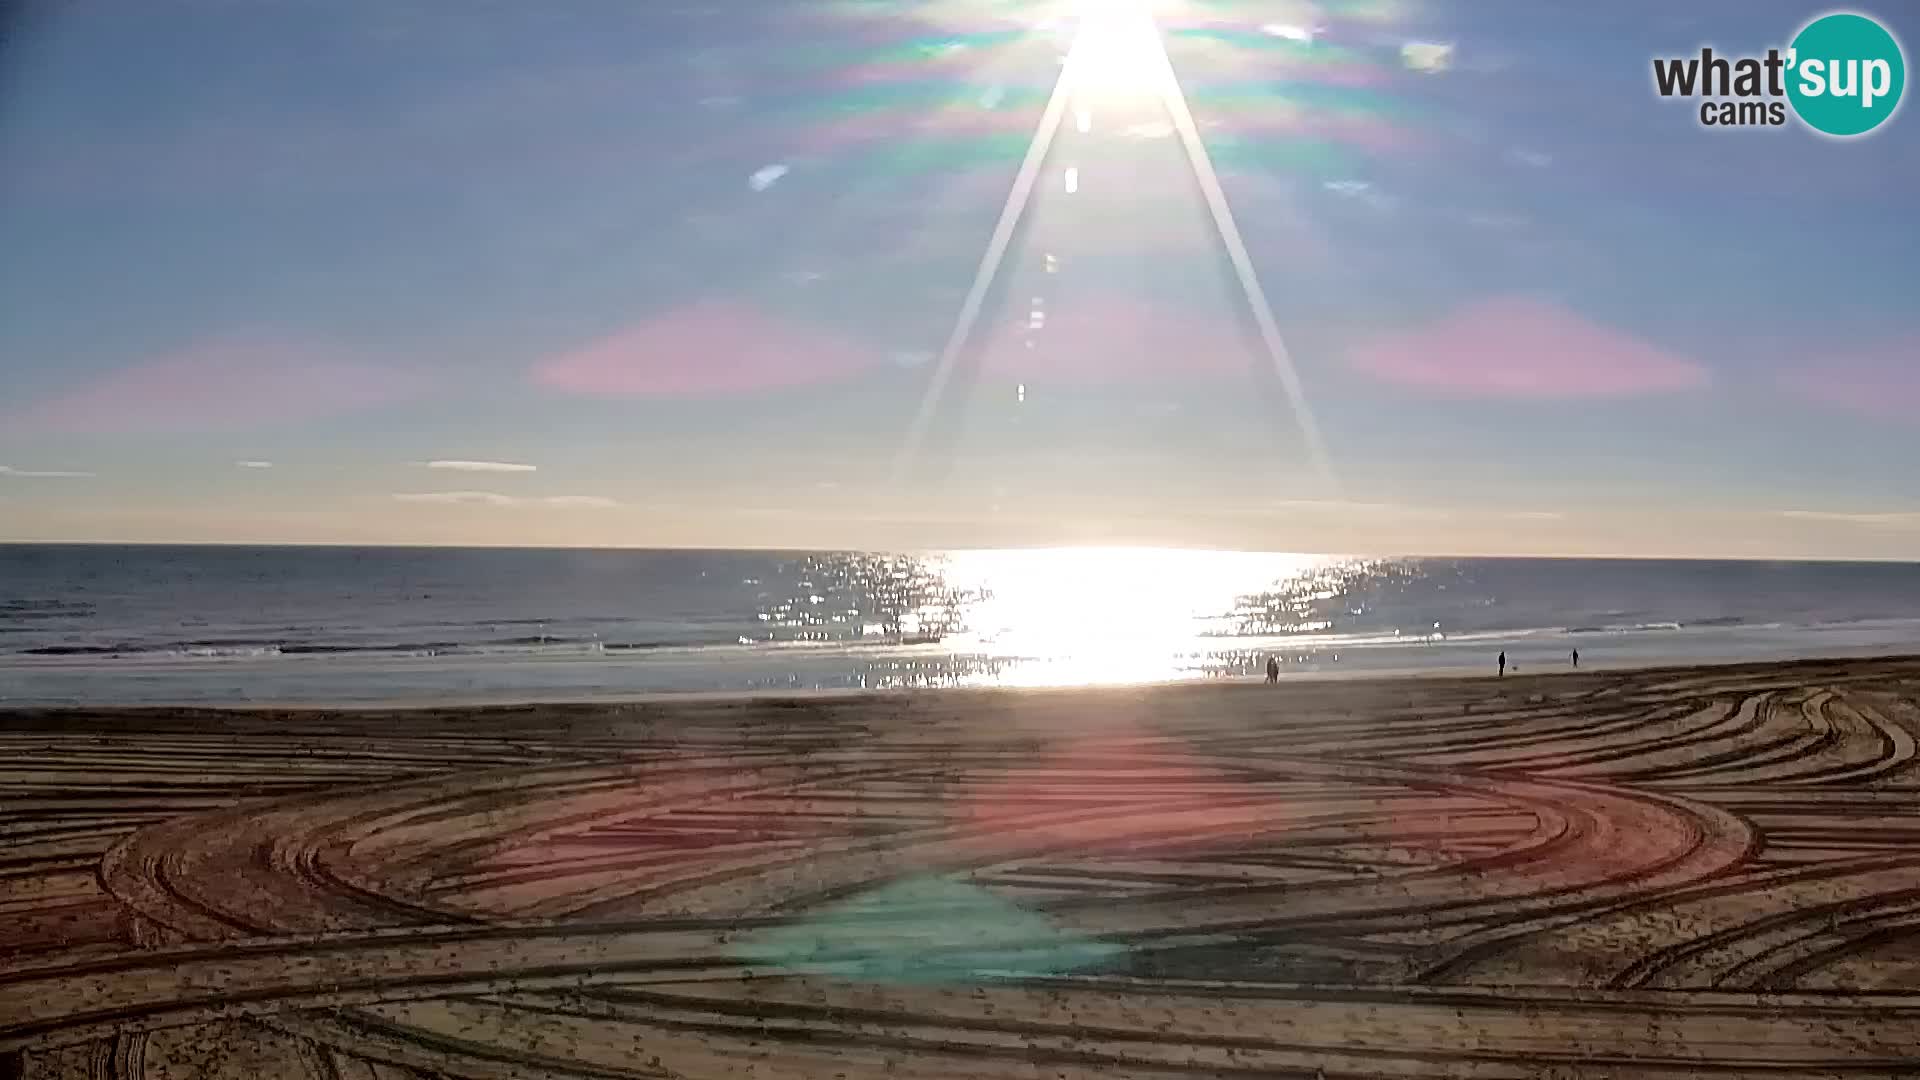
[734,875,1126,983]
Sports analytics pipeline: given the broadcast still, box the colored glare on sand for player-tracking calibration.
[734,876,1124,983]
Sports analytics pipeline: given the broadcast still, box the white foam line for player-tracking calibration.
[1147,22,1337,490]
[891,35,1082,484]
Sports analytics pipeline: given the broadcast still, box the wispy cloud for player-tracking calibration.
[1262,23,1315,43]
[1778,336,1920,422]
[1260,501,1569,524]
[1349,296,1708,400]
[1402,41,1455,73]
[418,459,538,473]
[13,339,426,435]
[747,163,789,192]
[1261,499,1447,517]
[236,460,274,469]
[391,492,616,508]
[1780,510,1920,529]
[1322,179,1397,212]
[533,302,877,397]
[394,491,515,506]
[0,465,95,478]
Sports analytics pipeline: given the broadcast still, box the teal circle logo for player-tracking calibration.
[1787,12,1906,136]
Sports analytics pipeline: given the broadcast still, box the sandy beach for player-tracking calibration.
[7,656,1920,1077]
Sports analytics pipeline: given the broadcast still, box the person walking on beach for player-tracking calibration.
[1265,656,1280,684]
[1572,648,1579,668]
[1498,651,1506,678]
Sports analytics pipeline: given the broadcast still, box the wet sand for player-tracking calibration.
[7,656,1920,1077]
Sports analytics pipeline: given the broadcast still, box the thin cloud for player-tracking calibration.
[1349,296,1708,399]
[391,492,617,508]
[1402,41,1454,72]
[533,302,877,397]
[394,491,517,506]
[1262,23,1315,43]
[14,339,426,435]
[1263,499,1440,515]
[1780,510,1920,529]
[1778,336,1920,422]
[747,163,789,192]
[419,460,538,473]
[1323,179,1396,211]
[1259,501,1562,523]
[236,460,274,469]
[0,465,94,478]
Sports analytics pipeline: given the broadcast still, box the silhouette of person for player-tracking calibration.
[1265,656,1280,684]
[1572,648,1579,668]
[1498,651,1507,677]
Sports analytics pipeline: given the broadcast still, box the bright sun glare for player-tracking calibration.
[940,547,1321,687]
[1068,0,1169,104]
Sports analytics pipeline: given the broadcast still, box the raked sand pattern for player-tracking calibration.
[9,658,1920,1076]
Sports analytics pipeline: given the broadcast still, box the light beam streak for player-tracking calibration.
[890,44,1079,484]
[893,4,1335,491]
[1148,18,1335,487]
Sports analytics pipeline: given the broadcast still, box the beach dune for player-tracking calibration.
[7,657,1920,1077]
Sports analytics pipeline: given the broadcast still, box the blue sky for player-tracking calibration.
[1,0,1916,556]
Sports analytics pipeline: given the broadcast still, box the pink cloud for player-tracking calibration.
[1348,296,1708,399]
[1777,337,1920,421]
[532,303,879,397]
[20,340,426,435]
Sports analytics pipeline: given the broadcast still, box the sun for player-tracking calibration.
[1067,0,1170,104]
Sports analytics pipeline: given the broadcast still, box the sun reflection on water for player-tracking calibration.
[937,547,1325,686]
[754,548,1419,689]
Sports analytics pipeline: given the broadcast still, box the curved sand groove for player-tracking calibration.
[9,658,1920,1076]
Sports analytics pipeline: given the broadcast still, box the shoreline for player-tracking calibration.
[4,648,1919,716]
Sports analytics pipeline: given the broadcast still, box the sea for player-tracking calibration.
[3,544,1919,706]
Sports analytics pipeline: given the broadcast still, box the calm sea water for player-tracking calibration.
[3,544,1920,705]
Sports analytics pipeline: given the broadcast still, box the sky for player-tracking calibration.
[1,0,1917,557]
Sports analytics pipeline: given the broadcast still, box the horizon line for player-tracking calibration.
[1,537,1916,565]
